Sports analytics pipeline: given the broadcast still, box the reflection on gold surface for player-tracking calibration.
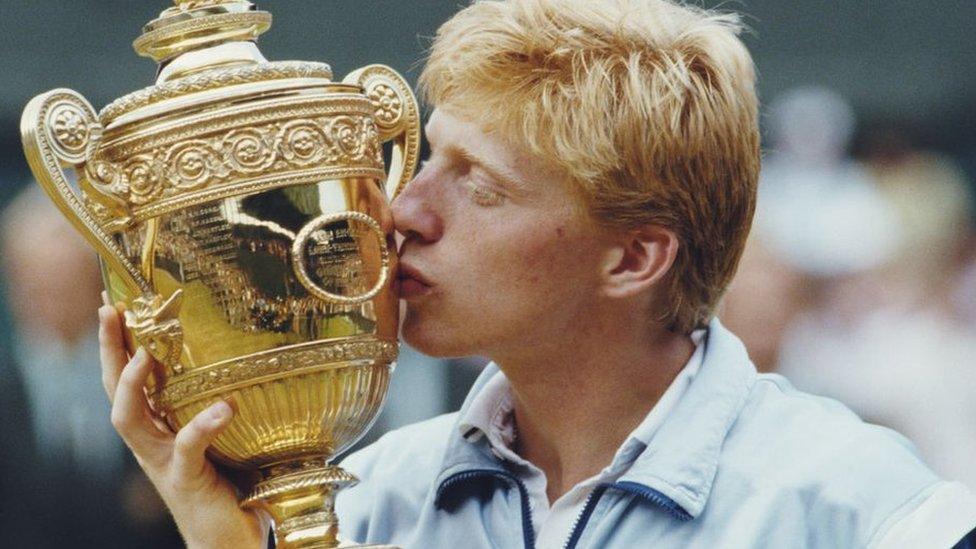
[113,177,398,370]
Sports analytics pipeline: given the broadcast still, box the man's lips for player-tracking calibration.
[397,262,433,298]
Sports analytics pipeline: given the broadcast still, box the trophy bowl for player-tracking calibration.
[20,1,419,547]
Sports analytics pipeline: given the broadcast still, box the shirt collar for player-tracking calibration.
[435,317,757,520]
[456,372,524,465]
[627,328,707,447]
[456,329,708,467]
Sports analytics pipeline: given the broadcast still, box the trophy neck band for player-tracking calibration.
[158,41,268,82]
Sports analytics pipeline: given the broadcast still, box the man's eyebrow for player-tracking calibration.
[450,145,524,191]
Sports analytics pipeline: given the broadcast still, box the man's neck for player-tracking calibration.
[493,313,696,504]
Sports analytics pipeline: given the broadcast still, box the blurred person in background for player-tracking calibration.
[0,184,182,548]
[725,88,976,492]
[776,123,976,492]
[0,304,44,546]
[863,122,974,307]
[724,86,900,372]
[955,255,976,327]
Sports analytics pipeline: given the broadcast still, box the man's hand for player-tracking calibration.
[98,301,269,549]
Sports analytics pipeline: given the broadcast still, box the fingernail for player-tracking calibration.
[209,401,232,422]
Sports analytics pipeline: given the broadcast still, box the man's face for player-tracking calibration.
[392,109,613,359]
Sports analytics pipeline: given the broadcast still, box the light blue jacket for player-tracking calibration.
[337,319,974,548]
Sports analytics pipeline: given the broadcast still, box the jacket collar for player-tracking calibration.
[434,317,757,519]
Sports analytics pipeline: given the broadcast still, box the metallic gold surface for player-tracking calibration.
[20,1,419,547]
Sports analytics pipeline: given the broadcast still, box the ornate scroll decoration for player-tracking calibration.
[99,62,334,124]
[124,290,186,371]
[153,337,398,410]
[343,65,421,200]
[86,112,383,222]
[291,211,391,306]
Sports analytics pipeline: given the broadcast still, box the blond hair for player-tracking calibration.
[420,0,761,333]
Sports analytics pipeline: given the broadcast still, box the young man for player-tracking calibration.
[98,0,976,547]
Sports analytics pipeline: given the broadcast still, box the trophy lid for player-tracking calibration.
[99,0,336,127]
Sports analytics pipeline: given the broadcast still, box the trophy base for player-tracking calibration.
[243,458,361,549]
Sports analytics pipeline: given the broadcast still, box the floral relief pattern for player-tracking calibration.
[88,114,382,209]
[124,155,166,204]
[363,120,383,166]
[280,121,329,167]
[167,141,228,190]
[87,160,128,197]
[223,128,276,173]
[51,104,90,154]
[330,116,366,158]
[367,84,402,128]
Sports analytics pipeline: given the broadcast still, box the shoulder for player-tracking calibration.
[341,411,459,482]
[731,373,939,490]
[336,413,459,541]
[716,373,956,543]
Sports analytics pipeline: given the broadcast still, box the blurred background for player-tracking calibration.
[0,1,974,546]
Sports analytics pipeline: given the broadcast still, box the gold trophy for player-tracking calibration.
[20,1,419,547]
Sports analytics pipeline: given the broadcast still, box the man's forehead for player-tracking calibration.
[425,108,557,186]
[425,109,492,151]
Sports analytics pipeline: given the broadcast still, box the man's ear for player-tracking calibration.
[600,225,679,299]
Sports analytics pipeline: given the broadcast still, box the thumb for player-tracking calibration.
[171,400,234,484]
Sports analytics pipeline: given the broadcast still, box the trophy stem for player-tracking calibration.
[242,458,356,549]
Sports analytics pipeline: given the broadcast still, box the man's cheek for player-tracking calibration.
[513,237,567,287]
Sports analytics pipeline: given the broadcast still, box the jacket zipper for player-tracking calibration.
[436,469,537,549]
[612,481,692,521]
[563,482,691,549]
[439,473,690,549]
[563,484,609,549]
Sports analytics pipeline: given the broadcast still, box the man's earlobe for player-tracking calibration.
[601,226,679,299]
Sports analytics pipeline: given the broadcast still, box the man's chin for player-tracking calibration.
[398,312,475,359]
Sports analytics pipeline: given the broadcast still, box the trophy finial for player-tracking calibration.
[172,0,234,8]
[135,1,271,65]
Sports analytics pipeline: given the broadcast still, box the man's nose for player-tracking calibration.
[391,172,443,243]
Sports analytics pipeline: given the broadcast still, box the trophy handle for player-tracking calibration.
[343,65,421,201]
[20,89,151,297]
[21,89,185,368]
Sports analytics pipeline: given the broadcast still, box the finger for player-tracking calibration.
[172,401,234,482]
[98,304,130,401]
[111,348,170,456]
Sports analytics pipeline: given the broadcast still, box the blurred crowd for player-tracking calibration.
[0,85,974,546]
[722,87,976,491]
[0,186,183,546]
